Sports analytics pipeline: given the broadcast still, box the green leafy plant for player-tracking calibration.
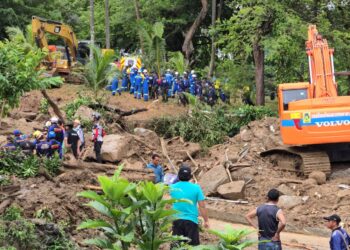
[168,51,188,74]
[0,27,62,126]
[39,98,49,115]
[64,94,93,120]
[77,166,184,250]
[83,46,118,101]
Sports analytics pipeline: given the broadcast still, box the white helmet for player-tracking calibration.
[45,121,51,127]
[143,69,148,73]
[92,112,101,120]
[50,117,58,123]
[192,74,197,78]
[183,71,188,75]
[191,70,195,74]
[167,69,171,72]
[175,71,179,75]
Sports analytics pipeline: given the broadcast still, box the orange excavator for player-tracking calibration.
[261,25,350,176]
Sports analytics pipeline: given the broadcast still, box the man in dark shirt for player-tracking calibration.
[245,189,286,250]
[324,214,350,250]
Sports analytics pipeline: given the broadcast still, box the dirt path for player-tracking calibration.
[209,219,329,250]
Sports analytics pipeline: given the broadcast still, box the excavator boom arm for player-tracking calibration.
[32,16,78,61]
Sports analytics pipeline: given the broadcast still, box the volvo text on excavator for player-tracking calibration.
[261,25,350,177]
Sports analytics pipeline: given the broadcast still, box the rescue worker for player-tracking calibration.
[165,69,174,97]
[47,131,62,159]
[48,117,65,145]
[35,132,51,158]
[91,112,104,163]
[146,154,164,183]
[134,70,143,99]
[1,136,17,151]
[129,67,137,94]
[161,75,169,102]
[121,66,129,91]
[189,74,197,95]
[172,72,180,96]
[111,76,121,96]
[143,69,150,101]
[13,130,27,143]
[207,84,217,107]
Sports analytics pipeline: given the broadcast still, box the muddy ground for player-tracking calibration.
[1,84,349,249]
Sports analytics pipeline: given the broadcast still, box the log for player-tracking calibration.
[84,185,102,191]
[41,90,65,123]
[276,179,303,185]
[225,166,233,182]
[0,199,12,213]
[88,103,147,117]
[206,197,248,204]
[63,160,153,173]
[160,138,178,172]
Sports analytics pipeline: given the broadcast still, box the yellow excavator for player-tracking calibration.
[32,16,80,79]
[32,16,114,82]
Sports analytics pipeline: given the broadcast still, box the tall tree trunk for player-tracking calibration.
[134,0,144,54]
[89,0,95,60]
[217,0,224,20]
[253,42,265,105]
[208,0,217,78]
[105,0,110,49]
[182,0,209,62]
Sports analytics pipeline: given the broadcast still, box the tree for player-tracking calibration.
[139,22,166,77]
[83,46,117,101]
[0,27,61,126]
[90,0,95,60]
[182,0,209,62]
[208,0,217,78]
[105,0,110,49]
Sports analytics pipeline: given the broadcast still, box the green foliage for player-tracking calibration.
[148,105,276,147]
[0,206,75,250]
[0,27,62,119]
[139,21,166,76]
[77,166,184,250]
[83,46,118,100]
[64,95,93,120]
[39,98,49,115]
[168,51,188,74]
[0,150,62,179]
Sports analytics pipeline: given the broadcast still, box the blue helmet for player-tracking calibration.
[13,129,22,136]
[48,131,56,139]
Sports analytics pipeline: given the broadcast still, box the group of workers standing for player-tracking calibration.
[1,113,105,163]
[109,66,229,106]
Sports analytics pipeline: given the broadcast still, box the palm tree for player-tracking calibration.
[83,46,118,102]
[139,22,166,77]
[169,51,188,74]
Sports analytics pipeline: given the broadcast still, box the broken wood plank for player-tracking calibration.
[206,197,248,204]
[83,185,102,191]
[160,138,178,172]
[225,167,233,182]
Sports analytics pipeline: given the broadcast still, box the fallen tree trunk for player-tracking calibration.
[63,160,153,174]
[41,90,65,123]
[88,103,147,116]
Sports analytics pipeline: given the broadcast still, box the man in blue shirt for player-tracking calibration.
[170,165,209,246]
[324,214,350,250]
[146,154,164,183]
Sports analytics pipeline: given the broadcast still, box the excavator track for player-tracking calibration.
[261,146,331,177]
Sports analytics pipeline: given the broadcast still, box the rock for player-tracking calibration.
[303,178,317,186]
[134,127,159,145]
[278,195,304,209]
[75,106,94,121]
[35,113,50,123]
[240,128,252,142]
[232,167,257,181]
[309,171,326,185]
[199,165,229,195]
[217,181,246,200]
[278,184,294,196]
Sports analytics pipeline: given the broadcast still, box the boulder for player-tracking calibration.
[101,134,133,162]
[134,128,159,145]
[217,181,246,200]
[199,165,229,195]
[303,178,317,186]
[309,171,326,185]
[75,106,94,121]
[278,195,305,209]
[239,127,253,142]
[278,184,294,196]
